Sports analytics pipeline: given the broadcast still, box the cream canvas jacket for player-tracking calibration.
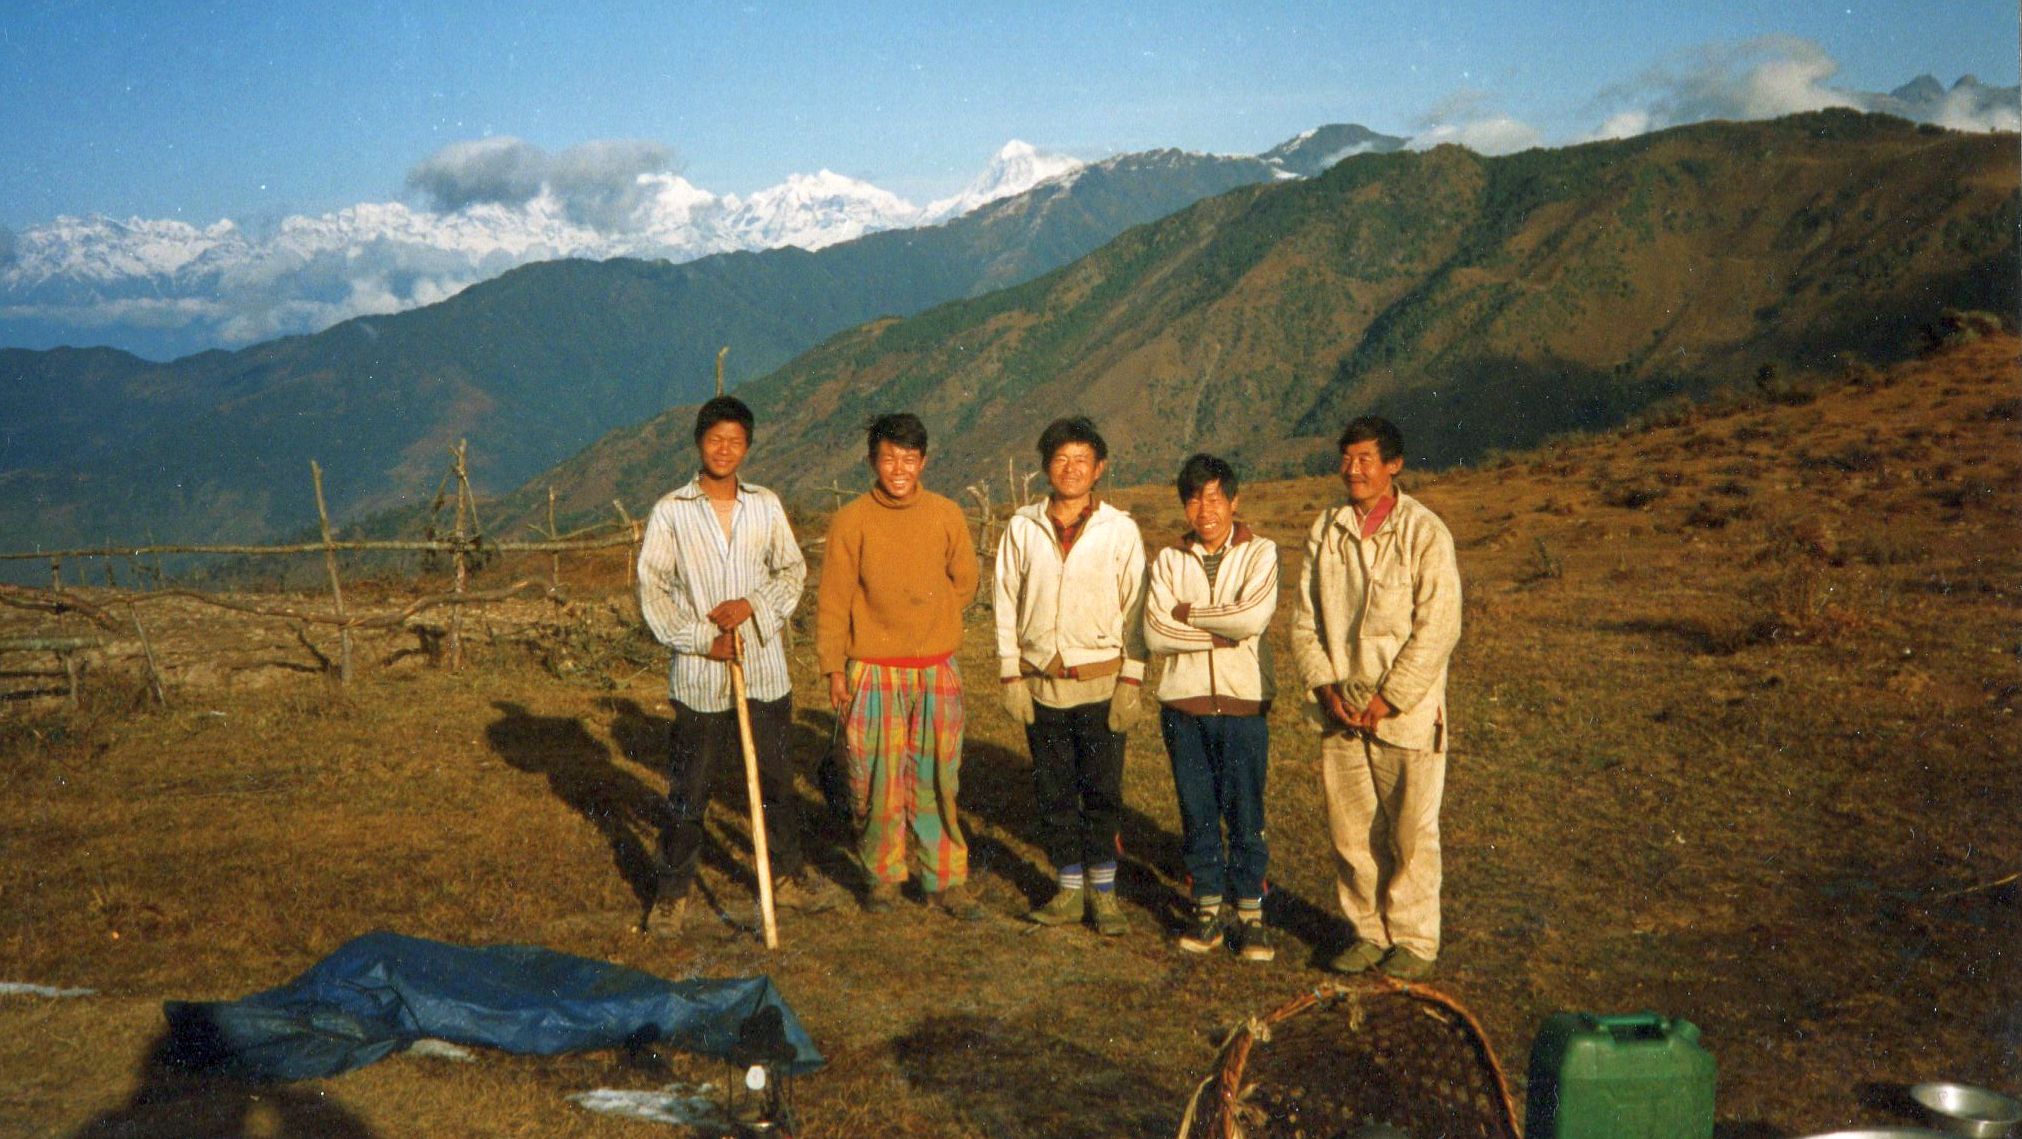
[1143,525,1278,715]
[993,500,1148,684]
[1289,492,1461,751]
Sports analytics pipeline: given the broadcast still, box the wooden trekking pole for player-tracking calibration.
[729,630,779,948]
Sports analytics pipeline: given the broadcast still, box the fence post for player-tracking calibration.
[449,441,469,672]
[613,500,638,587]
[310,461,354,684]
[548,487,561,590]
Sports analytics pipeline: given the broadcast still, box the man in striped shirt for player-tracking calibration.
[638,396,839,935]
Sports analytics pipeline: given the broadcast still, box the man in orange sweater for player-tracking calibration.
[816,413,984,919]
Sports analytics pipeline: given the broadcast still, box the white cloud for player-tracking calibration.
[1933,84,2022,133]
[406,137,547,210]
[1586,35,1861,140]
[1409,114,1543,156]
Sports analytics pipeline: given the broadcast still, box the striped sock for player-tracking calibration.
[1089,861,1118,893]
[1058,864,1085,892]
[1195,894,1224,915]
[1235,897,1264,924]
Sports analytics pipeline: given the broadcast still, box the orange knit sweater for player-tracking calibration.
[816,485,979,675]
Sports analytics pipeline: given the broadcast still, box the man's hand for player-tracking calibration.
[1000,679,1036,726]
[827,672,850,712]
[706,631,738,661]
[708,598,755,631]
[1107,681,1145,733]
[1348,692,1395,731]
[1314,684,1355,727]
[1171,601,1192,621]
[1209,632,1239,649]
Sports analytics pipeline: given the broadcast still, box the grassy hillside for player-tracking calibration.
[524,111,2015,532]
[2,329,2014,1136]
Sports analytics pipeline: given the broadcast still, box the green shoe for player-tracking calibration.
[934,882,986,922]
[1326,939,1387,975]
[1027,886,1086,926]
[1088,889,1127,937]
[863,878,901,914]
[1380,946,1437,980]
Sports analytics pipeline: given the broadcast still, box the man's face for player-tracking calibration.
[697,419,750,481]
[1340,439,1403,509]
[1046,442,1106,502]
[871,440,927,500]
[1183,480,1238,550]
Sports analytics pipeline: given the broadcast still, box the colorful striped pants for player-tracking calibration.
[843,660,969,892]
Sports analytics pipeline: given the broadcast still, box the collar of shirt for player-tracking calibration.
[1047,497,1098,556]
[671,476,746,503]
[1351,492,1397,539]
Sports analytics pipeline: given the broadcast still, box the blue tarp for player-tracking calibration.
[161,931,823,1082]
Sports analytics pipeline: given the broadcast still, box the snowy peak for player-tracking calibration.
[724,170,922,249]
[926,140,1084,221]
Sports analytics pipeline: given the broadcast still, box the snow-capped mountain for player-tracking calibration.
[0,143,1077,359]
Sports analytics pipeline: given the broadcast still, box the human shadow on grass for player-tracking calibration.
[893,1014,1185,1139]
[69,1028,376,1138]
[487,700,664,913]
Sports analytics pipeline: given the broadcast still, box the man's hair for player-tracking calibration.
[1176,452,1238,503]
[866,412,929,457]
[693,395,755,446]
[1338,415,1404,463]
[1036,416,1108,465]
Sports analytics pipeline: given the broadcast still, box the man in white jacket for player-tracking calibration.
[1144,454,1279,961]
[1290,416,1461,980]
[993,417,1148,936]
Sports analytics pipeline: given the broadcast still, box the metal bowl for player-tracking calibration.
[1912,1082,2022,1138]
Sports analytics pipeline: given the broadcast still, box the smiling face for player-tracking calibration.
[871,440,927,500]
[1046,442,1106,503]
[1183,479,1237,550]
[696,419,750,482]
[1340,439,1403,511]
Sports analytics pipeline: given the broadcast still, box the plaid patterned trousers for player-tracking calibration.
[843,660,969,892]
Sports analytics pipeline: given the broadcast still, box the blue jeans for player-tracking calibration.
[1159,707,1269,903]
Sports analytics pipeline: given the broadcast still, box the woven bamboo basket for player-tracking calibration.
[1179,976,1521,1139]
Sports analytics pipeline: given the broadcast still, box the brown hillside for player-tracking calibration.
[1,331,2016,1136]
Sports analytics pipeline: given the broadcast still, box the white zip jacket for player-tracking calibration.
[993,499,1148,685]
[1289,492,1461,751]
[1143,525,1278,716]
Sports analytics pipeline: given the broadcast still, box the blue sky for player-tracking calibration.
[1,0,2016,230]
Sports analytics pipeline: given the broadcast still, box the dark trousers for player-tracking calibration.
[1027,699,1126,872]
[1160,707,1269,903]
[659,695,802,895]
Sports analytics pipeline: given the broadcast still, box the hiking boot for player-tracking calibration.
[933,882,986,922]
[1177,906,1225,954]
[863,878,902,914]
[1235,919,1277,963]
[1326,939,1388,975]
[1026,886,1086,926]
[643,891,689,938]
[1380,946,1437,981]
[772,869,844,915]
[1088,889,1128,937]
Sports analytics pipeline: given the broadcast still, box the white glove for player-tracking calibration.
[1000,680,1036,726]
[1106,683,1145,733]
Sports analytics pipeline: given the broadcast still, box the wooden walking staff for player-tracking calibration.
[729,629,779,948]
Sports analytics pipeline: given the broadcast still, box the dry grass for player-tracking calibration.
[2,335,2018,1137]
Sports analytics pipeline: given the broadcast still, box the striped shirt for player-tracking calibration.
[637,478,807,712]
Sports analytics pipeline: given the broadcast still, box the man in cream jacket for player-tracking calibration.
[1290,416,1462,980]
[994,416,1148,936]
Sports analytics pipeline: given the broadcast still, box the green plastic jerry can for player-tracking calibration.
[1524,1012,1716,1139]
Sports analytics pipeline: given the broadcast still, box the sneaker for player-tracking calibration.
[863,878,901,914]
[643,892,689,938]
[1380,946,1437,980]
[1235,919,1276,963]
[1177,907,1225,954]
[1026,886,1086,926]
[1326,939,1388,975]
[771,869,844,915]
[933,882,986,922]
[1088,889,1128,937]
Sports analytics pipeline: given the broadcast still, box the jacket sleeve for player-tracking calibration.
[1187,540,1279,642]
[637,501,716,654]
[814,507,858,677]
[1377,518,1462,714]
[1143,548,1213,654]
[1289,513,1337,691]
[1117,521,1149,683]
[745,496,807,646]
[992,521,1027,680]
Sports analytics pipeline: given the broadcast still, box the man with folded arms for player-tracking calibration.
[994,416,1148,936]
